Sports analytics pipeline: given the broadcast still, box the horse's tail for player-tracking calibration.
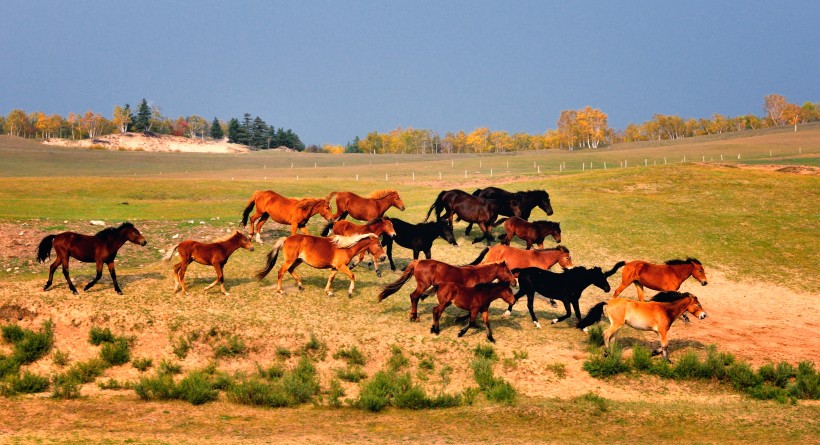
[240,191,260,227]
[468,247,490,266]
[604,261,626,278]
[377,260,417,301]
[36,235,55,263]
[162,244,180,262]
[320,220,334,237]
[577,302,607,330]
[325,191,337,202]
[493,217,509,228]
[255,237,285,280]
[424,191,446,222]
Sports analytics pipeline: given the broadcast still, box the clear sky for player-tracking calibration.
[1,1,818,145]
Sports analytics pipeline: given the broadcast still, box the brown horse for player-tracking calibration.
[578,292,708,362]
[241,190,337,241]
[320,217,396,277]
[332,190,405,221]
[429,282,517,343]
[36,222,147,295]
[164,231,255,296]
[470,244,574,272]
[255,233,384,297]
[497,216,561,249]
[425,189,517,244]
[612,258,708,301]
[377,259,517,321]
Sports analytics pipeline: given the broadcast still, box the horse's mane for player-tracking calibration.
[331,233,375,248]
[536,245,569,253]
[368,189,397,199]
[650,291,692,302]
[473,282,511,291]
[213,230,243,243]
[95,221,134,237]
[365,217,387,225]
[295,197,325,212]
[665,257,701,265]
[534,220,560,228]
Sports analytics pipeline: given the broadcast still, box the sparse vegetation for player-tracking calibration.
[88,326,116,345]
[470,345,516,405]
[132,357,153,372]
[333,345,366,366]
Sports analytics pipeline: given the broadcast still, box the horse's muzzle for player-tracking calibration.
[249,247,255,252]
[701,281,708,286]
[699,312,708,320]
[140,240,147,246]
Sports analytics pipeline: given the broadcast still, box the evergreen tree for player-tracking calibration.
[134,99,152,132]
[345,136,362,153]
[124,104,135,132]
[210,117,224,140]
[283,129,305,151]
[227,118,241,143]
[250,116,268,149]
[265,126,278,148]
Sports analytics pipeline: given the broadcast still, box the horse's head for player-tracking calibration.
[315,199,336,222]
[551,223,562,243]
[537,190,554,216]
[365,235,387,262]
[590,267,611,293]
[380,218,396,238]
[391,192,406,211]
[689,259,708,286]
[438,220,458,246]
[550,246,573,270]
[497,285,516,305]
[122,223,147,246]
[686,294,708,320]
[238,232,255,252]
[493,261,518,287]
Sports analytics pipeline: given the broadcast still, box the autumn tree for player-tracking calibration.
[113,105,132,133]
[764,94,788,126]
[782,103,802,131]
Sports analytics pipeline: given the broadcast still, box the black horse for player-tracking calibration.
[382,218,458,271]
[425,189,515,244]
[510,262,625,328]
[465,187,554,236]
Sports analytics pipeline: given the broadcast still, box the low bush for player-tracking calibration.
[387,345,409,372]
[471,355,516,405]
[175,371,219,405]
[336,366,367,383]
[88,326,115,345]
[11,320,54,364]
[132,357,153,372]
[214,335,248,359]
[100,338,132,366]
[1,324,25,343]
[583,343,630,378]
[334,346,366,366]
[52,349,70,367]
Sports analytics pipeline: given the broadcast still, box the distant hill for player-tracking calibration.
[42,132,250,154]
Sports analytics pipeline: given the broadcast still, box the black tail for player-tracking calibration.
[577,302,607,330]
[240,194,257,227]
[255,238,285,280]
[424,191,446,222]
[493,217,509,228]
[377,260,417,301]
[469,247,490,265]
[471,188,482,196]
[36,235,55,263]
[604,261,626,278]
[320,220,334,237]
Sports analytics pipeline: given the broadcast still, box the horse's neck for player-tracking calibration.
[671,264,693,283]
[365,222,383,234]
[349,238,374,254]
[664,298,692,320]
[222,237,243,254]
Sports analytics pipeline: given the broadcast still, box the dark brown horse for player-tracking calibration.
[425,189,517,244]
[331,190,405,221]
[497,216,561,249]
[321,217,396,277]
[164,231,255,296]
[465,187,554,236]
[241,190,337,241]
[36,222,147,295]
[256,233,384,297]
[377,259,517,321]
[429,282,517,343]
[611,258,708,301]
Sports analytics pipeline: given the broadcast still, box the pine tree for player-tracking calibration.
[227,118,241,143]
[250,116,268,149]
[210,117,224,140]
[134,99,152,132]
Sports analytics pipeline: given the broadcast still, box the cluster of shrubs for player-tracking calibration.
[470,344,516,405]
[583,326,820,403]
[0,320,54,396]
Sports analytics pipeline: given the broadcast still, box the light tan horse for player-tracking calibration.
[164,231,254,296]
[320,217,396,277]
[332,189,405,221]
[255,233,384,297]
[241,190,337,241]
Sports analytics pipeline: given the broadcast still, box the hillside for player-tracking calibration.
[42,132,250,154]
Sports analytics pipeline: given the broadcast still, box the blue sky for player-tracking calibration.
[1,1,818,145]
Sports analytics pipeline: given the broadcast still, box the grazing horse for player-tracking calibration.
[465,187,554,235]
[36,222,147,295]
[255,233,384,297]
[429,282,517,343]
[425,189,515,244]
[320,217,396,277]
[577,291,708,363]
[381,218,458,271]
[377,259,517,321]
[497,216,561,249]
[331,190,405,221]
[164,231,255,296]
[241,190,337,241]
[611,258,708,301]
[510,262,625,328]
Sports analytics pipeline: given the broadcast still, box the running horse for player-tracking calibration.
[36,222,147,295]
[496,216,562,249]
[425,189,516,244]
[241,190,337,241]
[611,258,708,301]
[381,217,458,271]
[577,291,708,363]
[164,231,255,296]
[255,233,384,297]
[320,217,396,277]
[465,187,554,236]
[331,190,405,221]
[429,282,517,343]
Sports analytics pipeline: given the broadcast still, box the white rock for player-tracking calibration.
[172,234,179,239]
[90,220,105,226]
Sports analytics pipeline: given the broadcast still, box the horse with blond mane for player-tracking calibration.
[241,190,336,241]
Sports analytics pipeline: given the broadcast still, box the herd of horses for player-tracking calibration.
[34,186,710,361]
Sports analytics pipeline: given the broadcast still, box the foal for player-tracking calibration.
[429,282,516,343]
[497,216,561,249]
[165,231,255,296]
[320,217,396,277]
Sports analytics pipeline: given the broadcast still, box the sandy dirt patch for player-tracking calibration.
[43,132,251,154]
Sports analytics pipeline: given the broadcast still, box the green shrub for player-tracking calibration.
[573,391,609,412]
[88,326,115,345]
[51,374,81,399]
[275,346,292,360]
[473,344,497,360]
[0,354,20,379]
[334,345,366,366]
[647,358,674,378]
[702,345,733,380]
[281,357,319,404]
[227,376,289,408]
[418,355,435,371]
[748,383,791,403]
[214,335,248,359]
[545,362,567,379]
[134,373,177,401]
[66,358,107,384]
[672,351,707,380]
[98,378,126,390]
[12,320,54,364]
[176,371,219,405]
[328,378,345,408]
[631,345,653,371]
[8,371,50,394]
[354,370,410,412]
[172,336,191,359]
[583,343,630,378]
[586,325,605,347]
[336,366,367,383]
[1,324,25,343]
[728,362,762,391]
[789,361,820,399]
[158,359,182,375]
[387,345,409,372]
[471,357,516,405]
[300,333,326,360]
[100,338,131,366]
[52,349,70,367]
[257,363,285,380]
[132,357,153,372]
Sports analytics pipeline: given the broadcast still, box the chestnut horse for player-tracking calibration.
[497,216,561,249]
[429,282,517,343]
[241,190,337,241]
[577,291,708,362]
[255,233,384,297]
[377,259,517,321]
[611,258,708,301]
[425,189,516,244]
[331,190,405,221]
[164,231,255,296]
[465,187,554,236]
[36,222,147,295]
[320,217,396,277]
[470,244,574,272]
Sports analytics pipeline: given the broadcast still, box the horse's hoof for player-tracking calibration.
[223,292,231,297]
[534,321,542,329]
[348,292,353,298]
[116,290,124,296]
[488,337,495,343]
[502,310,512,318]
[327,291,334,296]
[582,327,589,333]
[298,285,304,291]
[457,331,466,337]
[71,290,79,296]
[551,318,559,324]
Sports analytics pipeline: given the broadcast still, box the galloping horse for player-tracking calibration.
[164,231,255,296]
[611,258,708,301]
[429,282,517,343]
[382,218,458,271]
[510,262,625,328]
[377,259,517,321]
[470,245,574,272]
[425,189,515,244]
[36,222,147,295]
[331,190,405,221]
[497,216,561,249]
[321,217,396,277]
[577,291,708,362]
[465,187,554,235]
[255,233,384,297]
[241,190,337,241]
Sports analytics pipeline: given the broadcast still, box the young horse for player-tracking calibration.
[241,190,336,241]
[510,262,625,328]
[425,189,515,244]
[381,218,458,271]
[611,258,708,301]
[164,231,255,296]
[36,222,147,295]
[320,217,396,277]
[497,216,561,249]
[577,291,708,363]
[255,233,384,297]
[429,282,517,343]
[377,259,517,321]
[465,187,554,235]
[331,190,405,221]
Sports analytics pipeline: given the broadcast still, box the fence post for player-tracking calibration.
[604,162,607,169]
[412,171,415,181]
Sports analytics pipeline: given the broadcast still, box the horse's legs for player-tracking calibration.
[527,292,540,328]
[611,280,629,299]
[571,298,583,323]
[60,258,78,295]
[250,211,268,242]
[84,260,104,291]
[384,238,396,271]
[464,222,473,235]
[458,308,479,337]
[653,329,672,363]
[287,260,303,291]
[370,253,382,278]
[276,259,297,294]
[483,310,495,343]
[603,323,622,352]
[107,262,123,295]
[337,264,356,297]
[430,299,450,335]
[205,262,227,295]
[177,260,190,295]
[506,287,527,316]
[173,262,183,293]
[299,226,310,235]
[525,241,533,250]
[44,258,60,290]
[552,299,573,324]
[324,269,338,295]
[408,284,427,321]
[634,283,646,301]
